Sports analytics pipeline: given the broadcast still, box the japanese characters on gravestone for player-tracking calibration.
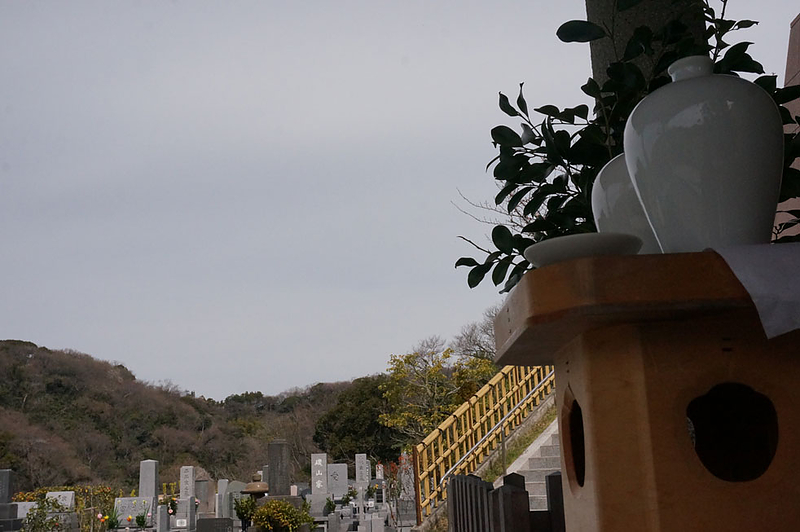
[180,467,196,498]
[311,454,328,494]
[375,464,384,480]
[268,440,290,497]
[195,479,213,516]
[327,464,348,499]
[139,460,159,499]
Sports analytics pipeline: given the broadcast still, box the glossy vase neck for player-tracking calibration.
[668,55,713,82]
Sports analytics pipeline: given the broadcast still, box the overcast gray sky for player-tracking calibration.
[2,1,797,400]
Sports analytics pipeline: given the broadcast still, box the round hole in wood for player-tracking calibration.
[687,382,778,482]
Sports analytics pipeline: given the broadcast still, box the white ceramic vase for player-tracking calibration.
[623,55,784,253]
[591,153,661,254]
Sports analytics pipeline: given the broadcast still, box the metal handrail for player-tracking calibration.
[437,367,555,487]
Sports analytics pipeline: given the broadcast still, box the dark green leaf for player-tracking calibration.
[491,126,523,147]
[534,105,560,117]
[455,257,479,268]
[491,257,513,286]
[569,104,589,120]
[494,182,518,205]
[556,20,606,43]
[581,78,601,98]
[517,83,528,116]
[774,233,800,243]
[520,123,537,145]
[507,187,533,213]
[755,75,777,94]
[617,0,645,11]
[498,92,519,117]
[512,234,534,253]
[519,162,555,184]
[501,261,531,293]
[734,20,758,29]
[779,106,795,125]
[491,225,515,254]
[467,263,492,288]
[493,154,524,179]
[774,84,800,105]
[522,218,558,234]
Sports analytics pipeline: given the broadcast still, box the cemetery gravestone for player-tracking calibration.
[45,492,75,511]
[0,470,22,532]
[223,482,246,523]
[175,497,196,530]
[114,497,156,527]
[375,464,384,480]
[195,479,213,516]
[215,480,229,519]
[0,471,11,504]
[196,518,232,532]
[311,454,328,495]
[180,467,196,499]
[139,460,159,499]
[355,455,370,485]
[327,464,348,499]
[156,504,168,532]
[267,440,290,497]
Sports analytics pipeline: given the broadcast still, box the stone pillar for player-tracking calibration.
[0,471,13,504]
[180,467,196,499]
[156,504,169,532]
[267,440,290,497]
[584,0,705,81]
[139,460,159,499]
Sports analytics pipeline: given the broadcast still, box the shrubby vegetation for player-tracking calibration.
[0,306,501,491]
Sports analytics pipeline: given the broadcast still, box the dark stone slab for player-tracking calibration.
[0,505,18,520]
[268,440,290,497]
[196,518,233,532]
[545,472,564,532]
[0,518,23,532]
[0,472,13,504]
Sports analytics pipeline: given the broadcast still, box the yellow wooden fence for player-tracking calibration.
[412,364,555,523]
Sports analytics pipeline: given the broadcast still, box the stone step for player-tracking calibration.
[539,444,560,457]
[520,468,561,482]
[527,455,561,470]
[525,481,547,497]
[529,495,548,511]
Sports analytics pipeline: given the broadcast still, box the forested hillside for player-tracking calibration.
[0,340,350,492]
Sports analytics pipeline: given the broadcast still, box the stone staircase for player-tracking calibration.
[521,430,561,510]
[497,419,561,511]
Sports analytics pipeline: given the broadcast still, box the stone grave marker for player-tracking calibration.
[327,464,348,499]
[175,497,196,530]
[180,467,196,499]
[375,464,384,480]
[156,504,168,532]
[15,502,37,520]
[195,479,213,516]
[215,480,229,518]
[139,460,159,499]
[308,453,328,516]
[45,491,75,511]
[196,518,232,532]
[0,471,22,532]
[355,455,370,485]
[371,514,385,532]
[114,497,156,527]
[0,471,12,504]
[267,440,290,496]
[224,482,246,522]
